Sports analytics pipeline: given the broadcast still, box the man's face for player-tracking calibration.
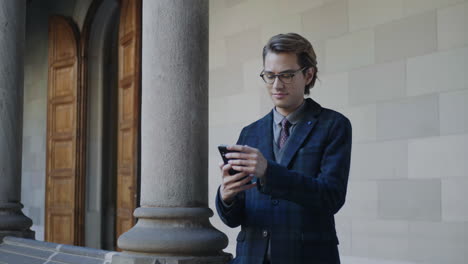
[263,52,314,116]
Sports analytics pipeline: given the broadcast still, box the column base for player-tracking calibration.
[112,252,232,264]
[0,202,35,242]
[0,230,35,242]
[117,207,230,261]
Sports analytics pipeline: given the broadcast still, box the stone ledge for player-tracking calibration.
[0,237,113,264]
[0,237,232,264]
[112,253,232,264]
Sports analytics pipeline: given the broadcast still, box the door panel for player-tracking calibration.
[116,0,141,245]
[45,16,84,245]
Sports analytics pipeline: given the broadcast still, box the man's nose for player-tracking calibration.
[272,76,284,89]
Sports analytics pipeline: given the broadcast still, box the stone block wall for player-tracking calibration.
[207,0,468,263]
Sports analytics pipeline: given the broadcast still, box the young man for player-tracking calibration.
[216,33,352,264]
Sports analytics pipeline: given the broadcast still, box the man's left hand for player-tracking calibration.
[226,145,267,179]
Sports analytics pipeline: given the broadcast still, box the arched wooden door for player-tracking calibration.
[45,16,85,245]
[115,0,141,245]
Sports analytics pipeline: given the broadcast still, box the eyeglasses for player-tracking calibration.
[259,67,307,84]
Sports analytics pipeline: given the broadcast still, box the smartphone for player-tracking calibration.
[218,145,240,175]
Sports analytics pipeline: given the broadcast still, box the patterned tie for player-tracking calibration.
[278,118,291,149]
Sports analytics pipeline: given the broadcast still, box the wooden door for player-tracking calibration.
[116,0,141,244]
[45,16,84,245]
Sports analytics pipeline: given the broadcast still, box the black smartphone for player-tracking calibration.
[218,145,240,175]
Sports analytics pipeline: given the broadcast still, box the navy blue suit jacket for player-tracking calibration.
[216,98,352,264]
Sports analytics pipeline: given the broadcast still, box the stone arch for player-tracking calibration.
[71,0,94,32]
[83,0,120,250]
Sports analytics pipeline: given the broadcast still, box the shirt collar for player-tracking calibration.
[273,100,307,126]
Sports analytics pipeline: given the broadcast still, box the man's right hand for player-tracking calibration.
[219,162,257,204]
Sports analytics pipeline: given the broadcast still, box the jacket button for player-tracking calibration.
[272,199,278,205]
[262,230,268,237]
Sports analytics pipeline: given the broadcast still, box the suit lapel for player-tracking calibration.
[280,98,321,167]
[256,111,275,161]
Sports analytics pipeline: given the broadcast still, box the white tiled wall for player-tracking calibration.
[439,90,468,135]
[348,60,406,105]
[406,47,468,96]
[374,11,437,63]
[408,134,468,179]
[437,2,468,51]
[442,177,468,221]
[348,0,403,31]
[349,140,407,180]
[209,0,468,262]
[312,71,349,108]
[376,94,440,140]
[325,29,375,73]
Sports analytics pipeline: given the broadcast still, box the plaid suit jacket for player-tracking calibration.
[216,98,352,264]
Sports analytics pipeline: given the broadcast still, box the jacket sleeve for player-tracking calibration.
[215,186,245,228]
[215,127,247,227]
[258,115,352,215]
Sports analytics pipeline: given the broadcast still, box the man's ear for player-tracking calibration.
[305,67,315,85]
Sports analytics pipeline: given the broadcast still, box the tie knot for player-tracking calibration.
[281,118,291,130]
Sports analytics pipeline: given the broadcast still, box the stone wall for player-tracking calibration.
[208,0,468,263]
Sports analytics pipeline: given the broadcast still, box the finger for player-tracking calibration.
[228,159,256,166]
[231,165,255,174]
[227,176,255,194]
[229,171,250,182]
[218,162,225,170]
[226,144,244,151]
[221,164,232,176]
[239,174,254,186]
[241,145,256,153]
[229,175,253,189]
[223,171,249,185]
[227,144,256,153]
[225,152,257,159]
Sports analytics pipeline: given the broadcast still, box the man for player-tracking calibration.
[216,33,352,264]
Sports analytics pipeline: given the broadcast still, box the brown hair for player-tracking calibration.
[262,33,318,95]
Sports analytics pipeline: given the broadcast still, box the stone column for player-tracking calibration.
[116,0,230,263]
[0,0,34,241]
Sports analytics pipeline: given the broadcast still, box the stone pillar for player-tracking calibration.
[0,0,34,241]
[116,0,230,263]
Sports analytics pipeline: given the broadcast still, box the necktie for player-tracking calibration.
[278,118,291,149]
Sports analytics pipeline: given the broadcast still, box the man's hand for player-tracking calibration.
[219,162,256,203]
[226,145,268,179]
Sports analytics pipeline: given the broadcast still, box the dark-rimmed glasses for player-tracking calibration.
[259,67,307,84]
